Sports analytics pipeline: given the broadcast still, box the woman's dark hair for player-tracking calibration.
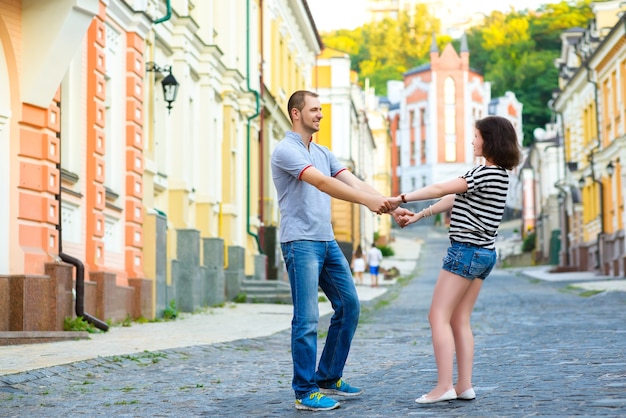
[475,116,522,170]
[287,90,318,121]
[355,244,363,258]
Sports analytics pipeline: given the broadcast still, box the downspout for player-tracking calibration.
[153,0,172,24]
[587,64,604,270]
[259,0,265,249]
[246,0,262,252]
[56,138,108,331]
[554,108,570,266]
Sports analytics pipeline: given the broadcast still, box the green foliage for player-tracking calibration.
[64,316,100,333]
[321,1,594,144]
[378,245,395,257]
[522,232,536,253]
[163,299,179,320]
[469,1,593,144]
[233,293,247,303]
[322,3,440,96]
[122,314,133,327]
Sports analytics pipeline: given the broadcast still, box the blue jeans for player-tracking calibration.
[442,240,497,280]
[281,240,360,399]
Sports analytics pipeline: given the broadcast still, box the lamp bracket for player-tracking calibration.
[145,61,172,73]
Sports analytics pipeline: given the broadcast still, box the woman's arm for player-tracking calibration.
[397,194,456,228]
[401,177,468,203]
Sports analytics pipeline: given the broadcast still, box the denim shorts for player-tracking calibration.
[442,240,497,280]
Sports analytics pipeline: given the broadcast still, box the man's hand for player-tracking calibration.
[364,195,393,214]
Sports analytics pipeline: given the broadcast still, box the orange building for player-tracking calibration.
[0,0,152,334]
[387,34,491,206]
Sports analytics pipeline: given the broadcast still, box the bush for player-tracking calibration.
[64,316,100,333]
[378,245,395,257]
[233,292,247,303]
[163,299,179,320]
[522,232,536,253]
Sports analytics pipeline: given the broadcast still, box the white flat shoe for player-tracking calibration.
[415,388,457,404]
[456,388,476,400]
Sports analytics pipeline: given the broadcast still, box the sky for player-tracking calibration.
[308,0,549,32]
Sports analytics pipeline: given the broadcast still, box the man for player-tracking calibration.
[271,90,405,411]
[366,243,384,287]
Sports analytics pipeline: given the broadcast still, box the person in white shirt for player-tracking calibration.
[366,243,383,287]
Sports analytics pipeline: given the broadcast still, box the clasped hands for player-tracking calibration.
[366,195,414,228]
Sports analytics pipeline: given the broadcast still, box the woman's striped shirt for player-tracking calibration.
[449,165,510,249]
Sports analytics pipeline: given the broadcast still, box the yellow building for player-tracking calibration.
[553,1,625,275]
[141,0,323,311]
[314,47,392,259]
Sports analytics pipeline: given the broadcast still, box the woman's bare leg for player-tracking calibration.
[451,279,482,394]
[422,269,471,399]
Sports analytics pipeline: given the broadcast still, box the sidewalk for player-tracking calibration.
[0,235,423,377]
[519,265,626,292]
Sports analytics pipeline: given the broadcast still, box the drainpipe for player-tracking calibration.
[153,0,172,24]
[586,64,604,270]
[246,0,262,253]
[553,106,570,266]
[59,252,108,331]
[56,139,108,331]
[259,0,265,249]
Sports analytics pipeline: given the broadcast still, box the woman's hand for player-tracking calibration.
[391,207,414,227]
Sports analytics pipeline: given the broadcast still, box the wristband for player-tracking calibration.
[401,194,407,204]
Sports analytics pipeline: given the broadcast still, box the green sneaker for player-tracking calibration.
[295,391,340,411]
[319,379,363,397]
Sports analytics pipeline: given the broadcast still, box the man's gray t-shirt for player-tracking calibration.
[271,131,346,243]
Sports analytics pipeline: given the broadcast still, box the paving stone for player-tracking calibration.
[1,226,625,416]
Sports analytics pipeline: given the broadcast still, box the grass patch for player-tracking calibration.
[579,289,604,297]
[561,285,605,297]
[163,299,179,320]
[64,317,102,333]
[233,293,247,303]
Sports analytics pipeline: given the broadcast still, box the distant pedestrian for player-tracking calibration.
[351,244,366,285]
[270,90,410,412]
[392,116,522,404]
[366,243,383,287]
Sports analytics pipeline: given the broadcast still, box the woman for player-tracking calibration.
[351,244,366,285]
[392,116,522,404]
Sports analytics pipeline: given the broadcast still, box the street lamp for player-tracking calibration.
[145,61,179,114]
[579,176,585,188]
[607,161,615,177]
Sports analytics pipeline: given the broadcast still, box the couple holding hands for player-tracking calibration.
[271,90,521,411]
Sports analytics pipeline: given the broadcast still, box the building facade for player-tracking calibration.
[0,0,330,333]
[314,47,391,260]
[387,34,493,218]
[552,0,625,275]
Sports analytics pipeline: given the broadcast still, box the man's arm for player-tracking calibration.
[335,169,414,224]
[335,170,381,195]
[300,166,391,213]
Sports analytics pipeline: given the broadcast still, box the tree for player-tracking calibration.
[320,1,595,142]
[322,4,440,96]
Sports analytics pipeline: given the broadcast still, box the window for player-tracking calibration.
[444,77,456,162]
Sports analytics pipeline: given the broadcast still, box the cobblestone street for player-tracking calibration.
[1,226,626,417]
